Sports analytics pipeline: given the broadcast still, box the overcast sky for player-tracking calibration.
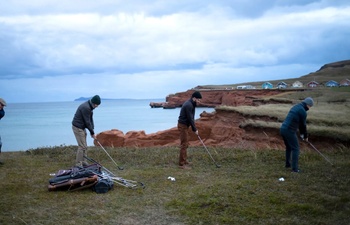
[1,0,349,103]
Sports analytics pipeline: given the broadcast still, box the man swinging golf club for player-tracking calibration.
[72,95,101,166]
[280,97,314,173]
[177,91,202,169]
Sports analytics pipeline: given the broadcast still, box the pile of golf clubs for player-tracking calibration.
[85,140,145,189]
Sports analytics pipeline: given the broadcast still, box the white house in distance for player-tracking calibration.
[292,81,303,88]
[236,85,255,89]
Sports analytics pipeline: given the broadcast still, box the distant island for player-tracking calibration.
[74,97,118,101]
[74,97,163,101]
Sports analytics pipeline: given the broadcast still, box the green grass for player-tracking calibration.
[1,145,349,225]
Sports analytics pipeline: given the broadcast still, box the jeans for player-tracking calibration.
[280,127,300,171]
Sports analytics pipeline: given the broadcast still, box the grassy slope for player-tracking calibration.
[199,61,350,89]
[0,145,349,225]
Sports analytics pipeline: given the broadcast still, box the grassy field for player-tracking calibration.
[0,145,349,225]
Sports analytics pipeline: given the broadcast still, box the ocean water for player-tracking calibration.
[0,99,214,152]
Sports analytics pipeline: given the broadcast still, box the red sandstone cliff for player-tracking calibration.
[95,108,286,150]
[96,89,293,150]
[96,89,346,150]
[151,89,287,108]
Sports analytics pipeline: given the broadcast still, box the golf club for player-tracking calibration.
[84,155,145,189]
[306,140,334,166]
[96,140,124,170]
[84,155,117,176]
[197,134,221,168]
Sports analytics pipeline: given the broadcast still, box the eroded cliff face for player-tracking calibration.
[95,89,345,150]
[161,89,285,108]
[95,108,289,150]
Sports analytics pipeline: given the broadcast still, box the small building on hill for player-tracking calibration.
[307,81,319,88]
[339,79,350,86]
[236,85,255,89]
[292,81,303,88]
[277,81,288,89]
[325,80,339,87]
[262,82,273,89]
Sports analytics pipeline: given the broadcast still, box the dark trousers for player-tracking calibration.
[280,128,300,171]
[178,123,189,166]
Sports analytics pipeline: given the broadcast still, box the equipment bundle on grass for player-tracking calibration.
[48,163,114,193]
[48,157,145,193]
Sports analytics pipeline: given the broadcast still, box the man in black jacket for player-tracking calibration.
[177,91,202,169]
[0,98,6,165]
[72,95,101,166]
[280,97,314,173]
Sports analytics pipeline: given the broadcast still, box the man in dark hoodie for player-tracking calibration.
[280,97,314,173]
[177,91,202,169]
[72,95,101,166]
[0,98,7,165]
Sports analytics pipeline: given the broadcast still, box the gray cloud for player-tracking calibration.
[0,0,349,102]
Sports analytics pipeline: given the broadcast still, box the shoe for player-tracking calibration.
[292,169,300,173]
[185,161,192,166]
[0,161,3,165]
[179,165,192,170]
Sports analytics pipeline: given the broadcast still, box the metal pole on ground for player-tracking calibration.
[197,134,221,168]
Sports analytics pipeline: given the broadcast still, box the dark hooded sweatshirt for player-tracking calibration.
[72,100,95,135]
[178,98,197,132]
[281,102,309,138]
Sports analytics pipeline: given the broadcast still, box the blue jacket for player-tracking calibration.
[178,98,197,132]
[281,102,309,137]
[0,109,4,120]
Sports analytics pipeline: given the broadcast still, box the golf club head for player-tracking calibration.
[216,164,221,168]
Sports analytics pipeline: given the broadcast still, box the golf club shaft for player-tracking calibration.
[197,134,220,167]
[84,155,116,176]
[96,140,124,170]
[307,141,333,165]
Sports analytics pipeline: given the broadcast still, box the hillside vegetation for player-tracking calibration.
[200,60,350,89]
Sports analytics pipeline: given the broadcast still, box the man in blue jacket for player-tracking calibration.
[72,95,101,166]
[177,91,202,169]
[280,97,314,173]
[0,98,6,165]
